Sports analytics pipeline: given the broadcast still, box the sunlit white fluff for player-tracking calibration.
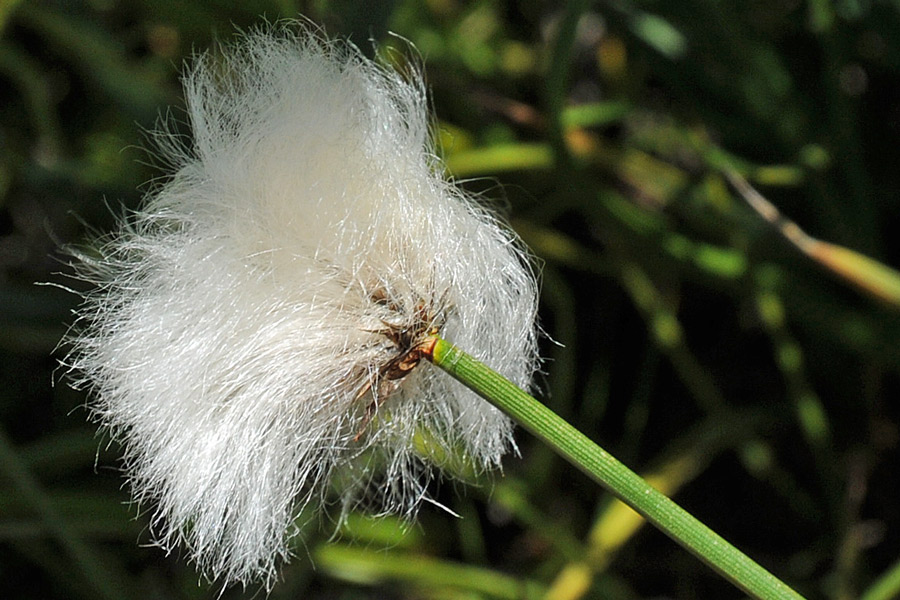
[64,23,538,589]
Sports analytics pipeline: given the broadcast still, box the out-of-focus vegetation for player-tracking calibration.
[2,1,900,599]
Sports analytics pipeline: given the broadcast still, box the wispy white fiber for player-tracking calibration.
[65,23,538,589]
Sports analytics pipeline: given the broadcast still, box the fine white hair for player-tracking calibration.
[64,23,538,589]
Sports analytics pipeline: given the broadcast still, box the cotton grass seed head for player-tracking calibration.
[64,23,539,589]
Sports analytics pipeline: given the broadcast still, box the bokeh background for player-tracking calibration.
[3,1,900,598]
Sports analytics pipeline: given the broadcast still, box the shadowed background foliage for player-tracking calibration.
[2,1,900,599]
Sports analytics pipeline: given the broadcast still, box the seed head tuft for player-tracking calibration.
[64,22,539,589]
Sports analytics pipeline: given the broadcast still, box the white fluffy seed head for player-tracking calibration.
[64,23,539,589]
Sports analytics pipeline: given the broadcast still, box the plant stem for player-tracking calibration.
[424,336,806,600]
[860,556,900,600]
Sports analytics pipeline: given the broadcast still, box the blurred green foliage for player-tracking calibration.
[2,1,900,599]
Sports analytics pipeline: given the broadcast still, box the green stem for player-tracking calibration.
[425,336,806,600]
[316,544,545,600]
[860,556,900,600]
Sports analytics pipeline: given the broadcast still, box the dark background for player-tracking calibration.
[2,1,900,599]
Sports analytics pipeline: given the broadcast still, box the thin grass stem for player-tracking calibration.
[425,336,805,600]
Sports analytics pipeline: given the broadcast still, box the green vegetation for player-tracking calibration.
[3,1,900,599]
